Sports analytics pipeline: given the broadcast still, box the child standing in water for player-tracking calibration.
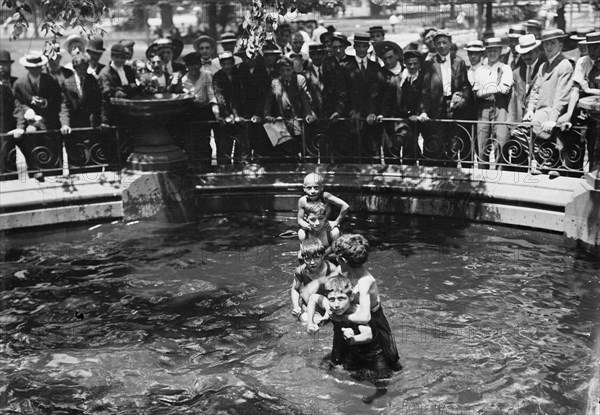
[307,234,402,372]
[291,238,337,322]
[298,173,349,232]
[307,275,393,403]
[298,201,341,260]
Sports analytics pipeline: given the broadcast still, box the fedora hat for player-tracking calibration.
[373,40,402,59]
[110,43,128,57]
[147,38,184,60]
[515,34,541,54]
[541,29,567,42]
[19,52,48,68]
[484,37,503,49]
[581,31,600,45]
[219,32,237,44]
[507,25,526,38]
[331,32,350,47]
[319,31,334,43]
[193,35,216,53]
[0,49,14,63]
[367,25,386,34]
[86,36,105,53]
[465,40,485,52]
[353,32,370,44]
[403,49,422,61]
[433,30,452,41]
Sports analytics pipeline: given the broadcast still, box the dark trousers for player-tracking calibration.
[185,105,214,166]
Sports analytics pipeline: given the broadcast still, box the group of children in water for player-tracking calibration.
[290,173,402,403]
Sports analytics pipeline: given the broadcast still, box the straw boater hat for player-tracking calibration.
[218,51,234,61]
[540,29,567,42]
[219,32,237,44]
[515,34,541,54]
[331,32,350,47]
[262,42,282,56]
[433,30,452,41]
[146,38,184,60]
[507,25,526,38]
[524,20,542,30]
[63,34,86,54]
[484,37,503,49]
[0,49,14,63]
[19,52,48,68]
[581,32,600,45]
[373,41,403,59]
[465,40,485,52]
[572,28,597,42]
[353,32,370,44]
[193,35,216,53]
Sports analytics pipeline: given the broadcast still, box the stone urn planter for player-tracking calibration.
[111,93,193,172]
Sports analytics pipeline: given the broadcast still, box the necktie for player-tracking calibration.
[360,60,365,74]
[202,60,212,67]
[526,65,532,86]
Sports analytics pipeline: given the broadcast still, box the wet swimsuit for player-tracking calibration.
[294,260,336,287]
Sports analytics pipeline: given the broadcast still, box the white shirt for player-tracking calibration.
[439,54,452,97]
[473,60,513,98]
[467,62,483,87]
[355,56,368,70]
[73,72,83,95]
[388,62,402,76]
[110,62,129,86]
[401,68,419,86]
[573,55,595,89]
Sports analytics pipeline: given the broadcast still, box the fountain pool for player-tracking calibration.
[0,213,598,414]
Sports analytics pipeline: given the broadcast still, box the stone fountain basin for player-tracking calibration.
[110,93,194,119]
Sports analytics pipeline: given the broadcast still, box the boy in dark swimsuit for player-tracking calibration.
[307,275,393,403]
[291,238,336,323]
[298,173,349,232]
[307,234,402,372]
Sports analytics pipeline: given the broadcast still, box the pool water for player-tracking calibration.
[1,214,598,414]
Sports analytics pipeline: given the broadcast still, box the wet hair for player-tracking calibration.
[305,201,327,217]
[303,172,323,186]
[332,234,369,267]
[300,237,326,259]
[324,275,353,297]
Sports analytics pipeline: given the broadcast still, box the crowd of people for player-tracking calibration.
[1,17,599,180]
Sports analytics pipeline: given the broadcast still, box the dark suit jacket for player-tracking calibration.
[263,74,311,119]
[237,61,271,118]
[0,82,15,133]
[303,63,325,118]
[90,63,105,77]
[501,51,523,71]
[43,66,74,86]
[62,73,102,128]
[12,72,68,130]
[508,57,546,123]
[400,71,425,118]
[343,57,386,117]
[321,56,348,116]
[171,61,186,75]
[381,68,403,118]
[98,63,137,123]
[213,69,241,118]
[420,54,471,119]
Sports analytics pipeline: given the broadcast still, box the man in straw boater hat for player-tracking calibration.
[418,30,471,166]
[343,32,386,162]
[465,40,485,88]
[85,35,106,78]
[13,52,71,181]
[502,25,526,70]
[472,38,513,168]
[147,37,185,76]
[193,34,219,75]
[215,32,242,66]
[570,28,596,58]
[570,32,600,170]
[508,34,545,127]
[523,29,574,173]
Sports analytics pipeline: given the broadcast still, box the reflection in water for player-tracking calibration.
[0,214,598,414]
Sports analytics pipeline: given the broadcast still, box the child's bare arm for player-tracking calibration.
[324,192,350,229]
[307,293,328,333]
[291,277,302,316]
[323,226,341,257]
[342,325,373,345]
[345,276,375,325]
[297,197,311,230]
